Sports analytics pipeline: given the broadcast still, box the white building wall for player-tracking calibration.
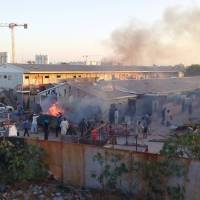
[0,72,23,89]
[0,64,24,89]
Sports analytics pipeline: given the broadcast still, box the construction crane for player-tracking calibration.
[0,23,28,63]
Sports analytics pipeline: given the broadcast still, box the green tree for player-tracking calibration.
[160,133,200,160]
[185,64,200,76]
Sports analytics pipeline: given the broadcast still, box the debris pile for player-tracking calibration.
[0,181,93,200]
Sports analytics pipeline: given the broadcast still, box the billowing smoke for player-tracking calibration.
[40,94,108,124]
[67,96,106,123]
[110,7,200,66]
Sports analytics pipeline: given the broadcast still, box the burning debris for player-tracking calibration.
[48,103,64,117]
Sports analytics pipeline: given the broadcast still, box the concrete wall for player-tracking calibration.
[0,64,23,89]
[26,139,63,180]
[0,72,22,89]
[26,139,200,199]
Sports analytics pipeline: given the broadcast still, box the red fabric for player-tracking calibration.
[91,129,98,141]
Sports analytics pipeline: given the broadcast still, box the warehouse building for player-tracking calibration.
[0,63,184,89]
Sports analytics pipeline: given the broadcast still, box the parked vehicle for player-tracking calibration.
[0,103,14,113]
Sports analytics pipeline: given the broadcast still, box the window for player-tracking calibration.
[25,76,29,79]
[73,76,76,78]
[57,75,61,78]
[45,75,49,78]
[4,75,7,79]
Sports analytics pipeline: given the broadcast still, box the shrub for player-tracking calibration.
[0,139,48,184]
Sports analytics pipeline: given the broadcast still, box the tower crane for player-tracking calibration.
[0,23,28,63]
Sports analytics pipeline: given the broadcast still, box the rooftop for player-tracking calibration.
[66,77,200,101]
[11,64,183,73]
[98,77,200,95]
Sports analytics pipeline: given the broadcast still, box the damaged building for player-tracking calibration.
[37,76,200,124]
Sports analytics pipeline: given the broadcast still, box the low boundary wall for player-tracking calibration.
[26,139,200,199]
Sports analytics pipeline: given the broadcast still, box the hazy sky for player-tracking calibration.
[0,0,199,62]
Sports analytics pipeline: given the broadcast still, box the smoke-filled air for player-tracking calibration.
[110,7,200,66]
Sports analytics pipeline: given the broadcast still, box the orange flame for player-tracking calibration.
[48,103,64,117]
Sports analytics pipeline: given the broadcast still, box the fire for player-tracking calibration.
[48,103,64,117]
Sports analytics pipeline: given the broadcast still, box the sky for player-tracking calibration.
[0,0,199,63]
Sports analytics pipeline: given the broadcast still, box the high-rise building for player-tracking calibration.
[35,54,49,64]
[0,52,9,65]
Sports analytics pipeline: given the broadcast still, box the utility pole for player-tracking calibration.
[0,23,28,63]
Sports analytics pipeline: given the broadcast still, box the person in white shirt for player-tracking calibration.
[9,123,18,137]
[31,114,39,133]
[114,108,119,125]
[60,117,69,135]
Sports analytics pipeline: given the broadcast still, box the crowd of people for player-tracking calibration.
[0,95,195,150]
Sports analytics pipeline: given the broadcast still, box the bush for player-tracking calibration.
[0,139,48,184]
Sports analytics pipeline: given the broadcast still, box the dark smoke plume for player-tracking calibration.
[110,7,200,66]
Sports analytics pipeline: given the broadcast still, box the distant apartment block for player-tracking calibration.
[35,54,49,64]
[0,52,9,65]
[86,60,101,66]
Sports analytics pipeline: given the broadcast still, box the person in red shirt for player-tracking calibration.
[91,128,99,142]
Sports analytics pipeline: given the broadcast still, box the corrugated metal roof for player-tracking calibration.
[66,77,200,100]
[66,81,137,101]
[99,77,200,95]
[12,64,183,73]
